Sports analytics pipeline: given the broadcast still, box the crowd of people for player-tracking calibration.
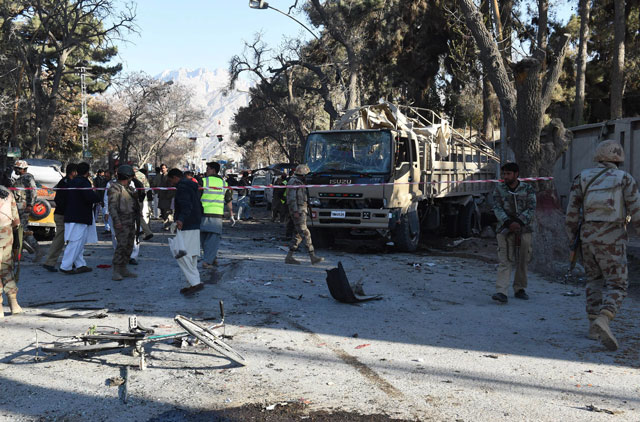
[1,142,637,354]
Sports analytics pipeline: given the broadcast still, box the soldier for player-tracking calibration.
[0,174,22,318]
[284,164,323,265]
[108,165,140,281]
[11,160,42,260]
[491,162,536,304]
[565,140,640,351]
[133,164,153,241]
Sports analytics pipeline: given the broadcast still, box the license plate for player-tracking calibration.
[331,210,346,218]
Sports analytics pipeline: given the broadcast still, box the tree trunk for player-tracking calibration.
[573,0,591,126]
[610,0,625,119]
[512,58,544,177]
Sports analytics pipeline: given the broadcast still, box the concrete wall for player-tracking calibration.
[554,118,640,209]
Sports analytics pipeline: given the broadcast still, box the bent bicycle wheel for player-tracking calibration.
[41,340,123,354]
[174,315,247,366]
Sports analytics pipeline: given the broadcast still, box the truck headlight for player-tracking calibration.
[309,198,321,207]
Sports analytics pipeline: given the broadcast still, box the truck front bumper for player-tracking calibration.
[309,208,400,230]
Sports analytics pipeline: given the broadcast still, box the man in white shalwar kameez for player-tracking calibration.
[167,168,204,295]
[60,162,100,275]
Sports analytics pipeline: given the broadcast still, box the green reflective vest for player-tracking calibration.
[201,176,226,216]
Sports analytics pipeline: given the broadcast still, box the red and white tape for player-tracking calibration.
[7,176,553,191]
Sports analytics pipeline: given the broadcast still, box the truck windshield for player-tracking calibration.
[305,131,392,174]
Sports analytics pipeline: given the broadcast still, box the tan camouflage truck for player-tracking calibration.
[303,103,499,251]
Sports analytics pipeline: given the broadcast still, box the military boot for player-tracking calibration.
[7,293,23,315]
[309,252,324,265]
[112,267,124,281]
[587,314,599,340]
[120,265,138,278]
[592,310,618,351]
[285,251,301,265]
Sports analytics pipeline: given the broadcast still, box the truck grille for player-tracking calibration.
[317,198,384,209]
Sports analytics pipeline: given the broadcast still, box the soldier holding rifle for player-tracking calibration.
[565,140,640,351]
[491,162,537,304]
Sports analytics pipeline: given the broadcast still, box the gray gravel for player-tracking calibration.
[1,214,639,421]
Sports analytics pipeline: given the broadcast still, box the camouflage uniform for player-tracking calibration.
[565,162,640,319]
[0,187,20,296]
[286,175,314,253]
[492,181,537,295]
[108,182,139,267]
[12,172,39,255]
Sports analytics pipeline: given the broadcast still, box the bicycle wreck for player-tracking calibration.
[37,301,246,370]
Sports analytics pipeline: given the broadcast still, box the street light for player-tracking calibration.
[248,0,319,41]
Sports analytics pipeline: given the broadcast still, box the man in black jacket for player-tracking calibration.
[43,163,77,272]
[60,162,101,274]
[168,168,204,295]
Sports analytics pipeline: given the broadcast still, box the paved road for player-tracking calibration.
[0,209,638,421]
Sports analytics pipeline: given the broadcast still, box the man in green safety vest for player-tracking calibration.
[200,161,233,269]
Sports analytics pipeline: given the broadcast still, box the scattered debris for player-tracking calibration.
[563,291,581,297]
[483,354,499,359]
[265,402,289,411]
[107,376,125,387]
[96,264,111,269]
[355,344,370,350]
[325,262,382,304]
[303,279,313,284]
[447,238,470,248]
[40,308,109,319]
[264,282,272,286]
[584,405,618,415]
[27,299,99,307]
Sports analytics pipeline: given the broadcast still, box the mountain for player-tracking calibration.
[156,68,251,167]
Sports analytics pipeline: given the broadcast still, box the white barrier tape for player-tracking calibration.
[8,177,553,191]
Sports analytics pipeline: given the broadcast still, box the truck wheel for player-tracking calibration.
[393,213,420,252]
[309,227,334,249]
[458,202,477,238]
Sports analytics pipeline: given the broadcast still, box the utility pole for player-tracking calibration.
[77,67,91,158]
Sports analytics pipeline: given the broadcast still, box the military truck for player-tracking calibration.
[303,103,499,251]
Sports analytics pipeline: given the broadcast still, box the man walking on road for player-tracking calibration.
[200,161,233,269]
[11,160,42,261]
[284,164,323,265]
[565,140,640,351]
[107,165,140,281]
[491,162,536,304]
[60,162,100,275]
[43,163,77,272]
[168,169,204,295]
[153,164,175,230]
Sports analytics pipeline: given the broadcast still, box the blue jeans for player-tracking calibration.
[200,231,221,264]
[238,196,251,219]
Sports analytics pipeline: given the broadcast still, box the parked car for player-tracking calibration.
[249,172,269,206]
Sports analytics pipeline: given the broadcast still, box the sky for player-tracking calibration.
[116,0,315,76]
[116,0,575,77]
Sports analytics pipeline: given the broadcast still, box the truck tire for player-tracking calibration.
[309,227,334,249]
[393,212,420,252]
[458,202,477,238]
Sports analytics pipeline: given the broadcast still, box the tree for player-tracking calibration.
[456,0,573,178]
[573,0,591,125]
[610,0,626,119]
[8,0,135,157]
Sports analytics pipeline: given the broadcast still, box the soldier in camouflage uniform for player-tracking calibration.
[0,180,22,318]
[565,140,640,351]
[491,162,537,304]
[284,164,324,265]
[108,165,140,281]
[11,160,42,260]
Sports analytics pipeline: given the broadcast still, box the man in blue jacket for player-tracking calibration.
[167,168,204,295]
[60,162,101,274]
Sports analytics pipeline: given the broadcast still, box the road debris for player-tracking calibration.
[325,262,382,303]
[40,308,109,319]
[584,404,619,415]
[107,376,125,387]
[563,291,581,297]
[265,402,289,411]
[355,344,371,349]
